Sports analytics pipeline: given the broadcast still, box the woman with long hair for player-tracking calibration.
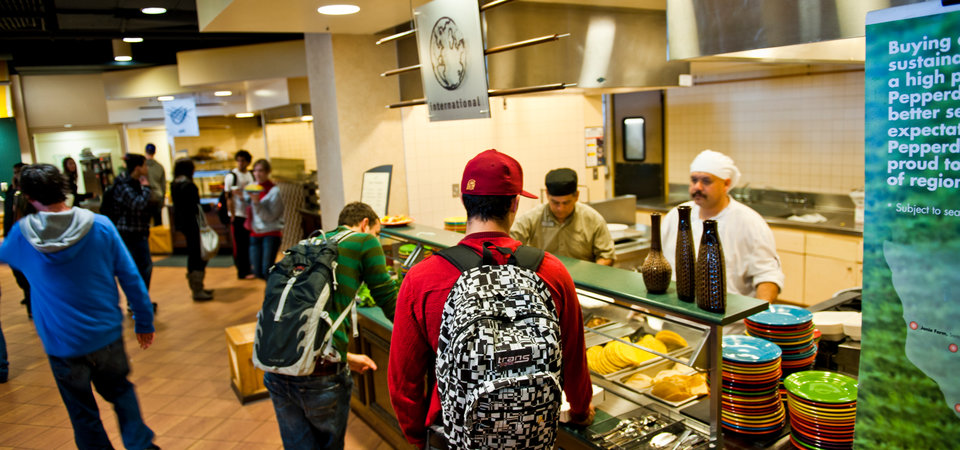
[247,159,284,279]
[62,157,92,207]
[170,158,213,301]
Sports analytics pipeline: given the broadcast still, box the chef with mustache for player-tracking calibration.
[659,150,784,302]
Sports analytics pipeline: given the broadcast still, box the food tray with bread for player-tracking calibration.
[586,329,692,379]
[613,354,708,408]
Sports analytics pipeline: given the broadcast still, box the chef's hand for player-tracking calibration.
[136,332,155,349]
[346,352,378,373]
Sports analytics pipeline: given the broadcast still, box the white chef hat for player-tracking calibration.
[690,149,741,187]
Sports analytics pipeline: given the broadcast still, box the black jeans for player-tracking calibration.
[231,217,252,278]
[48,338,154,449]
[121,234,152,289]
[12,268,30,315]
[181,223,208,273]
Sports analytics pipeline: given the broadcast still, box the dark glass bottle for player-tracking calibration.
[695,219,726,313]
[675,206,696,302]
[640,212,672,294]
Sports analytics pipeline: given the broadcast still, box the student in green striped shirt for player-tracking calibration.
[265,201,397,450]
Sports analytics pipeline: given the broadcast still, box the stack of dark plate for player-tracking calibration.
[721,335,786,437]
[745,305,818,402]
[784,371,858,450]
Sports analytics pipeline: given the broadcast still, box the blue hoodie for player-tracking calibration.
[0,208,154,358]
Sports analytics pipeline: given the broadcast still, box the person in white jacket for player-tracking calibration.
[247,159,284,279]
[660,150,784,302]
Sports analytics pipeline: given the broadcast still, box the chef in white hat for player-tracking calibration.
[660,150,784,301]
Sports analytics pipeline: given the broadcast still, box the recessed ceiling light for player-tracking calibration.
[64,124,73,128]
[235,113,255,118]
[300,115,313,122]
[214,91,233,97]
[141,7,167,14]
[317,4,360,15]
[123,37,144,43]
[157,96,175,101]
[114,56,133,62]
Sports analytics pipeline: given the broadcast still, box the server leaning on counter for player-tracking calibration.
[511,168,616,266]
[660,150,785,302]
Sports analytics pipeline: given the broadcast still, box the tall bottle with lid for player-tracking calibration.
[695,219,726,313]
[675,206,696,302]
[640,212,672,294]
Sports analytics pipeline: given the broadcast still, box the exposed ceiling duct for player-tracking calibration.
[666,0,925,63]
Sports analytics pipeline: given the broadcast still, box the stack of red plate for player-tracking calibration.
[784,371,858,450]
[721,335,786,437]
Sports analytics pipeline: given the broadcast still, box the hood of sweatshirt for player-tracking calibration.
[20,207,96,254]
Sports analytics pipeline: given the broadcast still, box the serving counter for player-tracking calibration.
[349,223,768,449]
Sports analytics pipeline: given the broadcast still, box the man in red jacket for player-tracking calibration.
[388,149,595,448]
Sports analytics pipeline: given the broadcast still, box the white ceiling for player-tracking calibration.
[197,0,665,35]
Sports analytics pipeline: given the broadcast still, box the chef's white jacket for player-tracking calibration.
[660,198,785,298]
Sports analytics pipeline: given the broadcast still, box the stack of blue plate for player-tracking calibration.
[721,335,786,437]
[746,305,818,403]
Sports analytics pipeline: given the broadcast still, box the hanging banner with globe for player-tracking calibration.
[162,98,199,137]
[414,0,490,121]
[859,2,960,447]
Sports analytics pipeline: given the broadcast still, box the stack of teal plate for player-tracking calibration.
[721,335,786,437]
[746,305,818,403]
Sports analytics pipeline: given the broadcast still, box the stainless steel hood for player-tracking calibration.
[263,103,312,123]
[396,3,690,100]
[666,0,925,63]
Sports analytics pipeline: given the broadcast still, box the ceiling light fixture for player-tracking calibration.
[235,113,255,118]
[141,7,167,15]
[300,115,314,122]
[112,39,132,62]
[214,91,233,97]
[157,96,175,101]
[317,4,360,15]
[123,37,144,43]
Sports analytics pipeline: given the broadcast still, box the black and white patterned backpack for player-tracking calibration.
[436,242,562,450]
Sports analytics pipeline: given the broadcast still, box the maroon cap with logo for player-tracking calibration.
[460,149,537,199]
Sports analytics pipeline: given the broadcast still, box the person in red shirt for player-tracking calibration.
[388,149,595,448]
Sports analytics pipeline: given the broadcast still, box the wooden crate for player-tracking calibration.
[225,322,269,403]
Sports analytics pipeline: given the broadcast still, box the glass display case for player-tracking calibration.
[377,223,769,449]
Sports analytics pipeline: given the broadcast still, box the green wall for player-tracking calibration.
[0,118,22,189]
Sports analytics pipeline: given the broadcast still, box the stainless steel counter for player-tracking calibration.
[635,192,863,237]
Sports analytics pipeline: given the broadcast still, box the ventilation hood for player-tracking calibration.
[263,103,312,123]
[666,0,925,63]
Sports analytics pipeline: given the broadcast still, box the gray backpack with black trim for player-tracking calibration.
[435,242,562,450]
[252,231,354,376]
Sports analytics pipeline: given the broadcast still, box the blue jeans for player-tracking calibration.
[250,235,281,279]
[0,312,8,382]
[263,368,353,450]
[121,234,153,289]
[47,338,154,450]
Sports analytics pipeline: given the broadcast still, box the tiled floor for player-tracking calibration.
[0,259,394,450]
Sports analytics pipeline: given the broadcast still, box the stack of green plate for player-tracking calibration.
[784,371,858,450]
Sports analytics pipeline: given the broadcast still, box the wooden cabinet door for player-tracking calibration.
[777,251,805,304]
[804,255,860,305]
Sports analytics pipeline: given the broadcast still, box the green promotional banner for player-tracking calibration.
[861,2,960,447]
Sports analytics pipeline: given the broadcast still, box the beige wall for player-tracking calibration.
[168,116,265,161]
[665,70,865,194]
[266,121,317,172]
[21,74,110,128]
[330,34,408,217]
[400,94,606,228]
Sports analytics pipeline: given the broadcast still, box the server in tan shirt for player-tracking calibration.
[511,168,615,265]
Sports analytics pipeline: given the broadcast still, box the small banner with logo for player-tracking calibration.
[162,98,200,137]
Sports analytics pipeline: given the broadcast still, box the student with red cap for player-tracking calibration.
[388,149,595,449]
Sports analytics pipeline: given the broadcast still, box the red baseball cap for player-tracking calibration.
[461,149,537,199]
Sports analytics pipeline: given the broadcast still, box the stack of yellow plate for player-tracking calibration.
[443,216,467,234]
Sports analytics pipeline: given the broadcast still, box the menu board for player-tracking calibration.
[860,2,960,447]
[361,165,392,218]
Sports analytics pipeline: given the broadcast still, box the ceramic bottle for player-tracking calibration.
[675,206,696,302]
[640,212,672,294]
[695,219,726,313]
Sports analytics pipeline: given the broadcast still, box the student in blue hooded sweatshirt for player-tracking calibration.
[0,164,159,450]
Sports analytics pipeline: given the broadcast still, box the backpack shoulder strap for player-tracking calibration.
[437,244,482,272]
[511,245,545,272]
